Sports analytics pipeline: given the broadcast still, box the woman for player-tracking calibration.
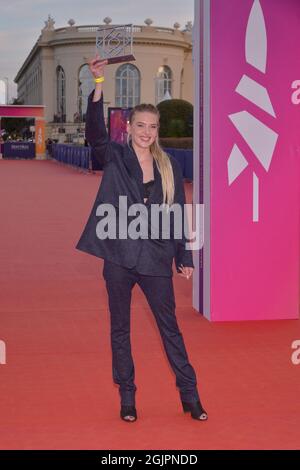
[76,55,207,423]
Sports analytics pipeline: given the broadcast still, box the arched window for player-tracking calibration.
[155,65,172,104]
[180,68,184,99]
[78,64,94,122]
[56,66,66,122]
[115,64,140,107]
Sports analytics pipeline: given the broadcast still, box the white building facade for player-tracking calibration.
[15,16,193,141]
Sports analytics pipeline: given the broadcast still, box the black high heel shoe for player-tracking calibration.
[182,400,208,421]
[120,405,137,422]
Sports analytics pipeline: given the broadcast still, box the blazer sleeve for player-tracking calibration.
[172,158,195,272]
[85,90,112,168]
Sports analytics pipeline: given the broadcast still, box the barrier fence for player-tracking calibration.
[51,144,91,170]
[163,148,193,180]
[50,144,193,180]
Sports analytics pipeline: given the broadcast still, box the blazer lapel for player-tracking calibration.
[122,144,144,203]
[145,162,163,206]
[123,144,163,206]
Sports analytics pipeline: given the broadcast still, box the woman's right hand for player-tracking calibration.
[89,54,108,79]
[89,54,108,102]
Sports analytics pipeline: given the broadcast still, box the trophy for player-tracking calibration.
[96,24,135,65]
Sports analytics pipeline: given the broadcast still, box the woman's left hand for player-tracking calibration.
[178,265,194,280]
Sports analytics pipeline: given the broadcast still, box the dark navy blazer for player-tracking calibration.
[75,92,194,277]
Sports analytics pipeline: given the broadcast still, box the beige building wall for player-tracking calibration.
[40,46,55,122]
[18,52,42,105]
[15,19,194,141]
[182,51,194,103]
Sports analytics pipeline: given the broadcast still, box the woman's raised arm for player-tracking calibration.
[85,55,110,168]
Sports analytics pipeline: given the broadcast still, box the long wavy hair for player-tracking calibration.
[127,104,175,206]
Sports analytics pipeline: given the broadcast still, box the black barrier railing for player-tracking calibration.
[51,144,91,170]
[50,144,193,179]
[163,148,193,180]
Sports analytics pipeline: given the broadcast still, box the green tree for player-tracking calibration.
[157,99,193,138]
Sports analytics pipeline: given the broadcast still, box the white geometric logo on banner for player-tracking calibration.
[227,0,278,222]
[227,145,249,185]
[245,0,267,73]
[235,75,276,117]
[229,111,278,172]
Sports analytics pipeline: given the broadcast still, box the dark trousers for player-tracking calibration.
[103,259,200,406]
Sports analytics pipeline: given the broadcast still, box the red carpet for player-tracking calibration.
[0,159,299,449]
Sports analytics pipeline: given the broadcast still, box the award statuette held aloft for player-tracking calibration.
[95,24,135,65]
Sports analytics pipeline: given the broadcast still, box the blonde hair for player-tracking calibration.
[128,104,175,206]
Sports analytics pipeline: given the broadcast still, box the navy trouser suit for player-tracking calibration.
[76,91,201,407]
[103,260,200,406]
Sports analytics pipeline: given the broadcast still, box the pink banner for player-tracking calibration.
[0,106,44,118]
[202,0,300,321]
